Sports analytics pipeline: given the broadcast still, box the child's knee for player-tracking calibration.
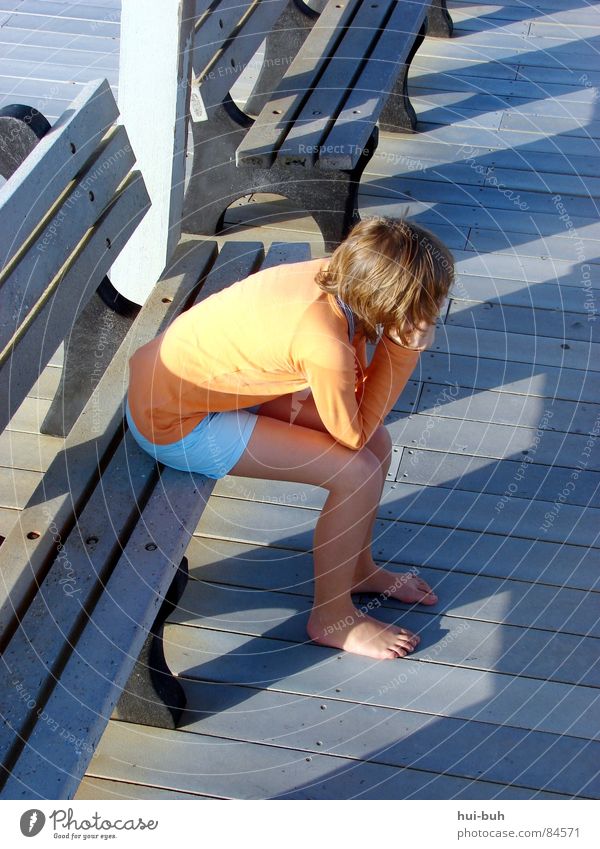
[337,446,382,493]
[368,425,393,471]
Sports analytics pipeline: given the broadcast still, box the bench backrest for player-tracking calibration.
[0,79,150,433]
[236,0,429,169]
[190,0,289,120]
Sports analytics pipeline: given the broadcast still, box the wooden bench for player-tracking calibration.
[245,0,452,117]
[0,78,311,800]
[183,0,453,248]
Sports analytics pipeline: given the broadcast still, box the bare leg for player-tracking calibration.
[257,393,438,605]
[229,413,420,660]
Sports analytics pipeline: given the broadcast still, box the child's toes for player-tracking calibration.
[417,579,438,603]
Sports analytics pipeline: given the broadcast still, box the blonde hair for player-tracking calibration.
[316,217,455,344]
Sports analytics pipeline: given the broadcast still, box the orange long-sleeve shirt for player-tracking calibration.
[127,257,420,449]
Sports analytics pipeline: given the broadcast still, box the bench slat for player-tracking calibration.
[0,240,219,650]
[279,0,396,163]
[192,0,254,78]
[0,467,216,799]
[0,169,150,433]
[0,241,268,800]
[262,240,312,267]
[0,79,118,269]
[235,0,362,165]
[193,0,288,117]
[319,0,429,169]
[0,124,136,354]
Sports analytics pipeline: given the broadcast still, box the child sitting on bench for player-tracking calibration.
[127,217,454,660]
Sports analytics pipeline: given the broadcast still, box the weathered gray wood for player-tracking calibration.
[418,349,600,404]
[380,481,600,548]
[6,2,121,24]
[409,89,598,128]
[389,412,600,472]
[29,364,61,400]
[172,579,600,686]
[320,1,429,168]
[194,0,288,115]
[467,226,600,261]
[500,112,600,139]
[0,466,43,510]
[398,448,600,510]
[0,44,118,72]
[75,776,210,800]
[211,465,600,547]
[410,74,600,110]
[0,24,119,54]
[402,205,600,251]
[0,124,136,349]
[195,494,600,590]
[4,11,119,38]
[0,435,158,770]
[362,174,600,220]
[448,300,600,343]
[173,678,600,797]
[236,0,362,166]
[85,719,564,799]
[193,0,253,78]
[3,397,51,434]
[433,324,598,373]
[393,121,600,160]
[168,625,600,742]
[0,470,217,798]
[446,274,599,316]
[185,536,600,638]
[418,382,600,436]
[0,170,151,433]
[186,535,316,594]
[279,0,396,162]
[0,239,219,644]
[0,504,17,539]
[0,78,118,268]
[262,240,311,267]
[0,428,61,473]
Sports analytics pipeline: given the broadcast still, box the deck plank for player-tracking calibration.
[195,496,600,591]
[88,719,569,799]
[185,537,600,638]
[166,625,600,743]
[2,0,599,801]
[174,679,600,798]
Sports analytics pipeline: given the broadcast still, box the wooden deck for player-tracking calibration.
[2,0,600,799]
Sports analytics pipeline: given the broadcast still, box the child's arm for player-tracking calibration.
[301,333,421,450]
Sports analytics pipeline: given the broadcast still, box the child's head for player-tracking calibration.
[316,217,455,344]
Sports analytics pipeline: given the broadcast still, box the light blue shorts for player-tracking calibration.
[125,399,259,479]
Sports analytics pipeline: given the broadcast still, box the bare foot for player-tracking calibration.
[354,565,438,605]
[307,605,420,660]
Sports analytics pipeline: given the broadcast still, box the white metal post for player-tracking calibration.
[110,0,196,305]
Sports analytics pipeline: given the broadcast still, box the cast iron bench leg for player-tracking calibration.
[0,105,50,179]
[378,21,428,133]
[244,0,320,117]
[427,0,453,38]
[113,556,190,729]
[183,97,377,250]
[183,95,252,235]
